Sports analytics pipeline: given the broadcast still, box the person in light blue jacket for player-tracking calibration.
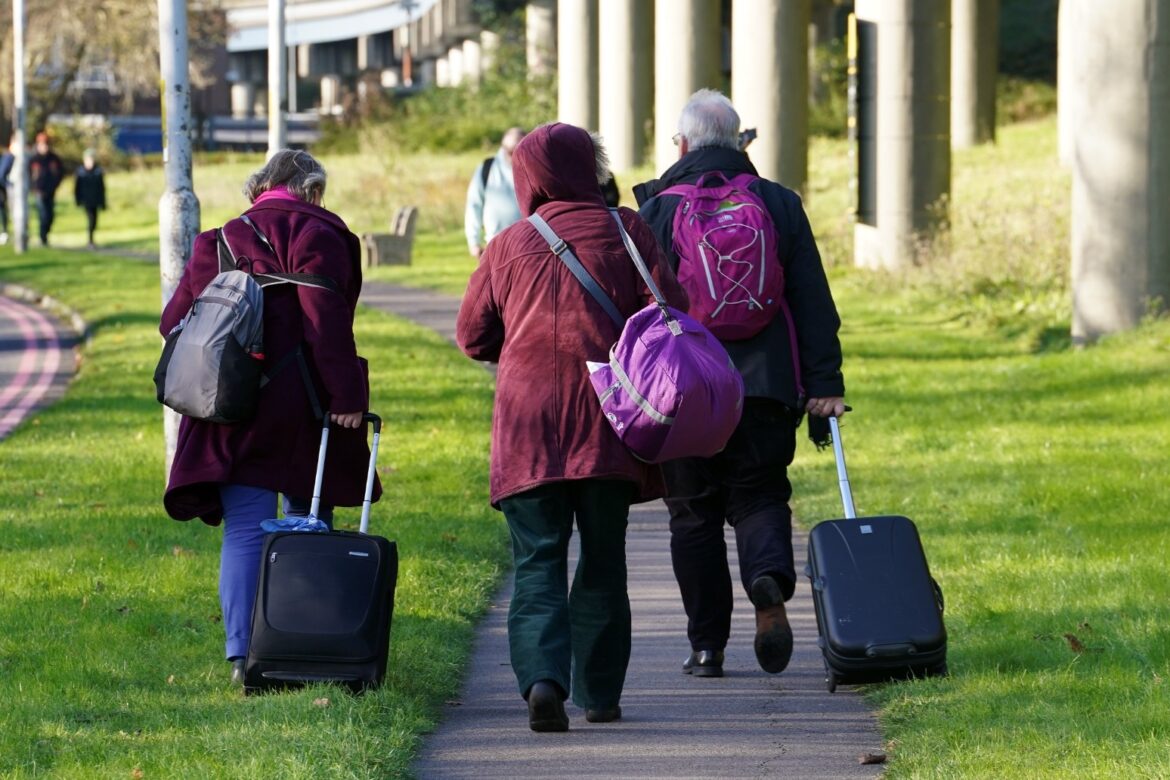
[465,127,525,261]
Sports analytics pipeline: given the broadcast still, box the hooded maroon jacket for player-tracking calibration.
[456,122,689,507]
[160,198,379,524]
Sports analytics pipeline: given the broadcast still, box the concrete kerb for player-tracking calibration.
[0,282,91,345]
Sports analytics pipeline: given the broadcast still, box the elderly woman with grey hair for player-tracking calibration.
[159,148,379,685]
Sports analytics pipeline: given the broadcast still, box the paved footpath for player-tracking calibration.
[361,280,885,779]
[0,289,78,441]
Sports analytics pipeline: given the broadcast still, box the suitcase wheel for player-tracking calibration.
[930,661,949,678]
[825,669,838,693]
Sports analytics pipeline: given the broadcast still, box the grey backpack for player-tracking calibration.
[153,216,339,424]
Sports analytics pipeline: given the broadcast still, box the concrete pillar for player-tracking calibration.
[448,43,464,86]
[733,0,809,193]
[558,0,599,130]
[481,30,501,74]
[417,59,436,86]
[950,0,998,148]
[527,0,557,78]
[319,74,342,114]
[809,0,839,47]
[599,0,654,172]
[230,82,257,118]
[1070,0,1170,342]
[654,0,721,174]
[463,37,483,84]
[853,0,951,270]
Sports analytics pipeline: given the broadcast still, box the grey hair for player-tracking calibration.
[590,132,612,186]
[243,149,327,204]
[677,88,741,151]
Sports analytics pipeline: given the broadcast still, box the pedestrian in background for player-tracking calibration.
[28,132,63,247]
[74,148,106,250]
[464,126,525,261]
[635,89,846,680]
[0,137,14,245]
[456,123,688,732]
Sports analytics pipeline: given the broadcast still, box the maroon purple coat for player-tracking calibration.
[456,123,689,507]
[160,197,379,524]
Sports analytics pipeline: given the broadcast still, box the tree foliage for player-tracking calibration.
[0,0,225,137]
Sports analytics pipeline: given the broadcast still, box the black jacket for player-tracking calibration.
[29,151,63,196]
[74,166,106,210]
[635,146,844,409]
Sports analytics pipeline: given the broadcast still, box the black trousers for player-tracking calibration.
[33,192,54,244]
[84,206,99,244]
[662,398,798,652]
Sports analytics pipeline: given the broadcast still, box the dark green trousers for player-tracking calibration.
[499,479,634,711]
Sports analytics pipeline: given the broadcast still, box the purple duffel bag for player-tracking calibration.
[529,211,744,464]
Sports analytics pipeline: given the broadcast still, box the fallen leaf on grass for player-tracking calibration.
[312,697,331,708]
[859,752,887,765]
[131,768,144,779]
[1063,633,1087,654]
[441,533,458,543]
[166,675,176,685]
[172,546,193,558]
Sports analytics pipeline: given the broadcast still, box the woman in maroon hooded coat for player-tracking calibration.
[456,123,687,731]
[160,150,378,684]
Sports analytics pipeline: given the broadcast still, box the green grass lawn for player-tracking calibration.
[3,114,1169,777]
[0,251,505,778]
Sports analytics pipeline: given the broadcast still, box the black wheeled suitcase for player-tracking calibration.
[244,413,397,695]
[805,416,947,692]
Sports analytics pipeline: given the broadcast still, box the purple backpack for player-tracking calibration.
[661,172,784,341]
[528,211,744,464]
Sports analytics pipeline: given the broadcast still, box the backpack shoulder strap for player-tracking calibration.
[233,214,341,294]
[480,156,495,188]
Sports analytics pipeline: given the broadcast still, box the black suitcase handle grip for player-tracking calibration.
[362,412,382,434]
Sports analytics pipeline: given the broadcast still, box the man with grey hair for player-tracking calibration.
[465,126,526,260]
[635,88,846,679]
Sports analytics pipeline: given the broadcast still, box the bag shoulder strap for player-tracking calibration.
[527,213,624,328]
[224,214,341,294]
[480,157,494,188]
[608,209,680,334]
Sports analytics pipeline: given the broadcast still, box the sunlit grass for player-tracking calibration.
[4,111,1170,777]
[0,251,505,778]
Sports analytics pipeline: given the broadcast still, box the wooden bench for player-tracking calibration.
[362,206,419,267]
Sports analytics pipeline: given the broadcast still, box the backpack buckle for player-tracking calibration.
[551,239,567,256]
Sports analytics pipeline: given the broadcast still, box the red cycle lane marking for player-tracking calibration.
[0,297,64,439]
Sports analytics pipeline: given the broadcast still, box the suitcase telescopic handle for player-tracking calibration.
[309,413,383,534]
[828,415,857,520]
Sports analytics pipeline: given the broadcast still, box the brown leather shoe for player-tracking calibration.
[750,576,793,674]
[527,680,569,732]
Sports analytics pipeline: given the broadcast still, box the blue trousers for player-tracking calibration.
[499,479,634,711]
[217,484,333,660]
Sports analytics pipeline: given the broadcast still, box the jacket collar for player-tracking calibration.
[634,147,758,205]
[245,196,351,233]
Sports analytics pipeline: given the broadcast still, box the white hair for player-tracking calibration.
[590,132,612,186]
[677,88,741,151]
